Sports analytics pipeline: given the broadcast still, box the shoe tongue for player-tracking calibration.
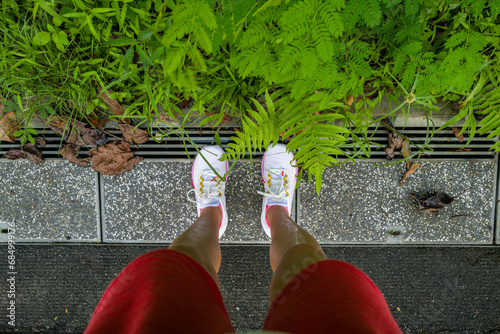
[201,172,218,182]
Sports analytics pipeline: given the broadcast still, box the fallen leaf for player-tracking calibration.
[54,317,58,321]
[452,127,464,142]
[90,118,110,128]
[60,144,91,166]
[5,143,43,164]
[10,191,14,195]
[47,116,107,146]
[35,137,46,148]
[88,140,143,175]
[397,307,401,312]
[383,120,405,160]
[118,124,148,144]
[204,111,231,123]
[401,139,412,168]
[65,309,68,313]
[158,112,176,123]
[0,112,17,142]
[411,192,454,215]
[446,148,471,152]
[178,97,192,109]
[97,87,129,123]
[400,163,421,185]
[346,95,354,106]
[385,132,404,160]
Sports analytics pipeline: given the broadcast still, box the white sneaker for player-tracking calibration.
[258,143,298,238]
[188,145,229,238]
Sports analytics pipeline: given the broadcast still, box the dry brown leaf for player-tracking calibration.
[0,112,17,143]
[401,139,412,168]
[118,124,148,144]
[452,127,464,142]
[385,132,404,159]
[88,140,143,175]
[446,148,471,152]
[178,97,193,109]
[158,112,176,123]
[346,95,354,106]
[5,144,43,164]
[47,116,107,146]
[35,137,46,148]
[97,87,125,116]
[400,163,420,185]
[97,87,130,124]
[204,111,231,123]
[60,144,91,166]
[411,192,454,215]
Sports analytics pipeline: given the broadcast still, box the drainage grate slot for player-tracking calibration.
[0,127,496,160]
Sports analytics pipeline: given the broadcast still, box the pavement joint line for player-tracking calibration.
[98,173,106,244]
[96,170,103,243]
[494,151,500,245]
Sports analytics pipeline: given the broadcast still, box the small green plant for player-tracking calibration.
[0,0,499,195]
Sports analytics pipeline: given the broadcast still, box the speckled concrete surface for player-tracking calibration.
[101,161,195,241]
[221,161,295,242]
[102,160,294,242]
[0,160,99,241]
[299,161,496,243]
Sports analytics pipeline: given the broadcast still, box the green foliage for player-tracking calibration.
[1,0,500,195]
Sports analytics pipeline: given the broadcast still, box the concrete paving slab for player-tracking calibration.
[298,161,496,244]
[0,160,99,242]
[102,160,288,242]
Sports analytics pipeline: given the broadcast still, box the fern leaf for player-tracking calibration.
[279,0,315,27]
[444,31,468,49]
[362,0,382,28]
[310,22,334,61]
[342,0,363,32]
[318,2,344,38]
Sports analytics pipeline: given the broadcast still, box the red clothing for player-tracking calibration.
[85,249,401,334]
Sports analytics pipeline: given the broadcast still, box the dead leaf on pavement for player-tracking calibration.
[47,116,107,146]
[385,131,404,160]
[117,124,148,144]
[446,148,471,152]
[0,112,17,143]
[60,144,91,166]
[204,111,231,123]
[401,139,412,168]
[5,144,43,164]
[88,140,143,175]
[400,163,421,185]
[411,192,454,215]
[35,137,46,148]
[97,87,130,124]
[452,127,464,142]
[158,112,176,123]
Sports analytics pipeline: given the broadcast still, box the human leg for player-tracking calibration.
[260,144,401,333]
[169,206,222,285]
[85,146,235,334]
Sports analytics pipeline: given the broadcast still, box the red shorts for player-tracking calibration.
[85,249,401,334]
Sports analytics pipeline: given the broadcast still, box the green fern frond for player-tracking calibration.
[362,0,382,28]
[342,0,363,32]
[310,21,334,61]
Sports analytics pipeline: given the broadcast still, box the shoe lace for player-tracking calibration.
[257,169,290,200]
[187,171,225,204]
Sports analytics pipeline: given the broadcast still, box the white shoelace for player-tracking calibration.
[257,169,291,200]
[187,171,226,204]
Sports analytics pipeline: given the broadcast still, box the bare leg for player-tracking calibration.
[169,206,222,285]
[268,205,327,302]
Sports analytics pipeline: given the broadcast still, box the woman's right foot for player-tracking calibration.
[258,143,298,238]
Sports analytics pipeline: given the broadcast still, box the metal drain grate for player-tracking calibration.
[0,127,497,160]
